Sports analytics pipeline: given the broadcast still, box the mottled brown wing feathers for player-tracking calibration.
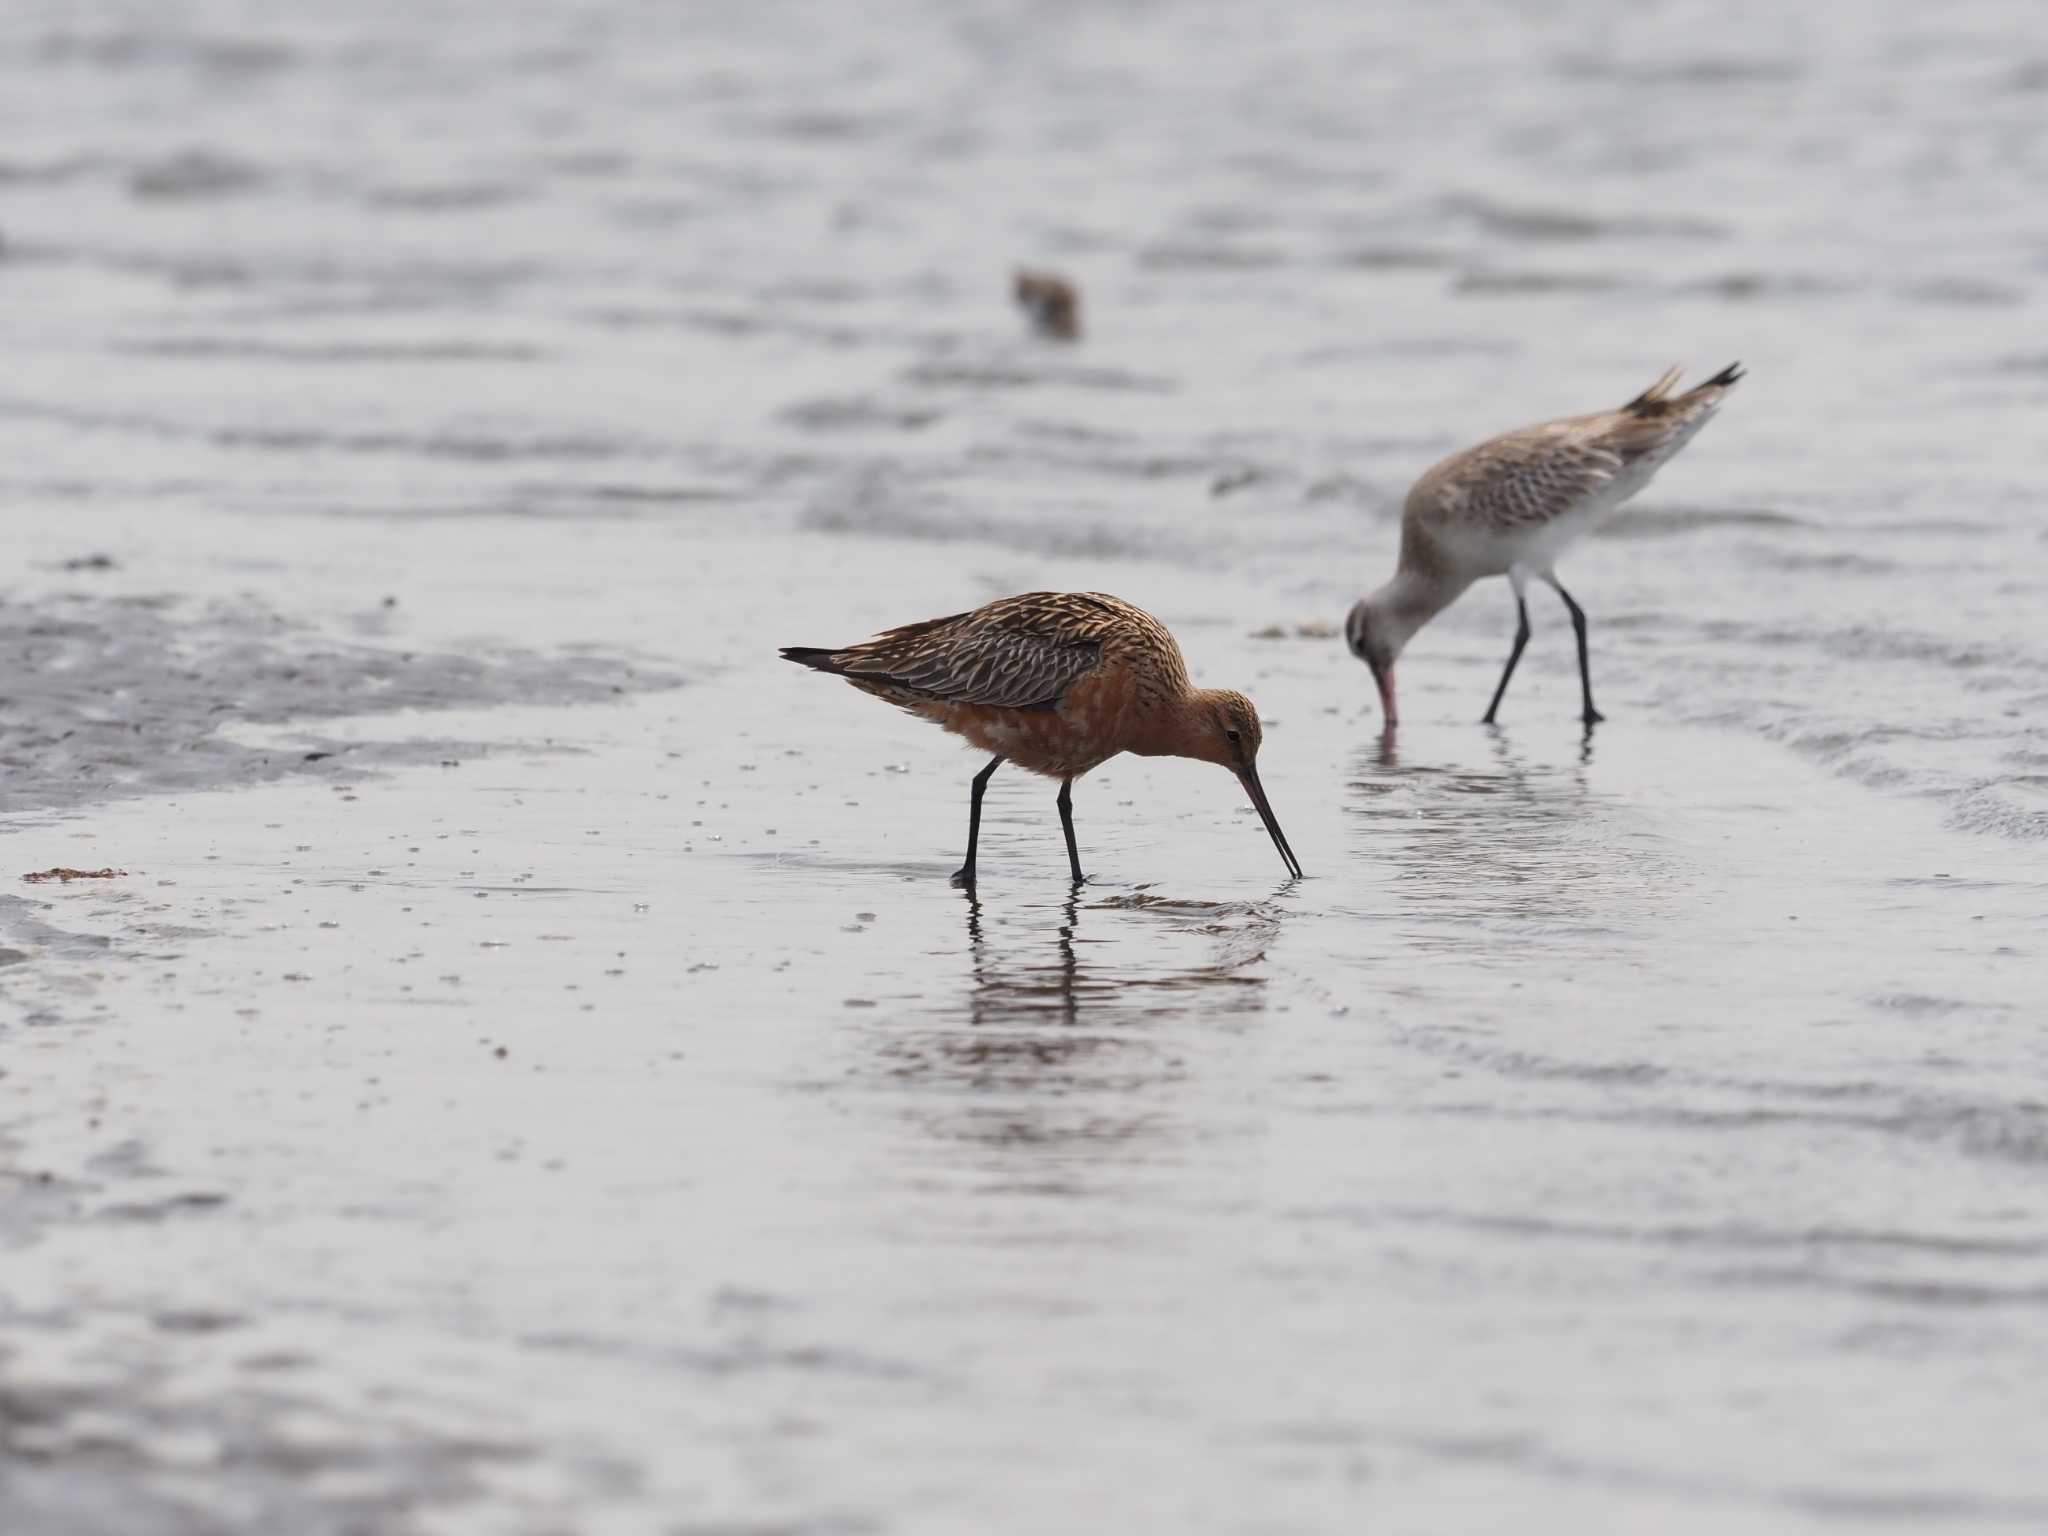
[1407,365,1743,543]
[824,594,1104,709]
[1426,430,1626,531]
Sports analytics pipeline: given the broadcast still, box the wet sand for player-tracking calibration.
[4,503,2046,1532]
[7,0,2048,1529]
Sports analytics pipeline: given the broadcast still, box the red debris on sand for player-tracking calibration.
[21,867,129,884]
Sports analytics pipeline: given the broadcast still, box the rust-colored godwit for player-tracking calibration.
[1347,363,1743,727]
[781,592,1300,885]
[1013,268,1080,341]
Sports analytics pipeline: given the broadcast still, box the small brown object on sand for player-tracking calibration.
[22,867,129,883]
[1250,620,1341,641]
[1013,268,1080,340]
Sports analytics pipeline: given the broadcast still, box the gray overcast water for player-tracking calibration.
[2,1,2047,1532]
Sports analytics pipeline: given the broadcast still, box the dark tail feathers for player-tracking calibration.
[1626,361,1745,417]
[780,646,847,675]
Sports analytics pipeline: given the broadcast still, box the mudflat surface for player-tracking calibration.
[4,3,2048,1532]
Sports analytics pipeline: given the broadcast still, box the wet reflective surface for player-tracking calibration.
[3,1,2048,1530]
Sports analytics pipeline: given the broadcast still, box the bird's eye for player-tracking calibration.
[1224,729,1241,744]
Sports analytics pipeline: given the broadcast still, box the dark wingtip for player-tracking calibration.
[1702,361,1745,389]
[1620,364,1682,413]
[780,646,845,674]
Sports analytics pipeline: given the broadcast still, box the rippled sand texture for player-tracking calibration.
[3,2,2048,1533]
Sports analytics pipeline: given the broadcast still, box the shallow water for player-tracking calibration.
[3,1,2048,1531]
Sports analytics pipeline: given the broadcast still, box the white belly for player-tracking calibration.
[1439,494,1612,578]
[1455,443,1687,578]
[1514,492,1617,571]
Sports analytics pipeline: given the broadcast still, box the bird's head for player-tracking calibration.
[1183,689,1300,879]
[1192,689,1263,770]
[1345,598,1403,725]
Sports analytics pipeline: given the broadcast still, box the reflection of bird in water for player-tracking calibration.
[881,891,1146,1153]
[1013,268,1080,340]
[1346,364,1743,727]
[965,888,1082,1031]
[863,890,1275,1157]
[1358,726,1589,817]
[1347,730,1679,937]
[957,888,1277,1042]
[1370,720,1399,771]
[781,591,1301,887]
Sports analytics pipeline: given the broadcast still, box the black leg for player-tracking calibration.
[952,756,1004,886]
[1056,777,1085,885]
[1482,592,1533,724]
[1553,582,1603,725]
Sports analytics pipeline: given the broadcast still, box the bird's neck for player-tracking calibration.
[1370,567,1463,659]
[1132,687,1230,765]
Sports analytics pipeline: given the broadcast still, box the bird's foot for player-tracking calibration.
[950,866,976,888]
[1581,708,1606,726]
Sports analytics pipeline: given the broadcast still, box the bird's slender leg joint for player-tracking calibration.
[1055,777,1085,885]
[1482,591,1533,725]
[952,756,1004,887]
[1552,581,1603,725]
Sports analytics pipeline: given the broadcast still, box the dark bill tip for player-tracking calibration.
[1238,764,1303,881]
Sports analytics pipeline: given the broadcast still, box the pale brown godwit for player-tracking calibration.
[782,592,1300,885]
[1013,269,1080,341]
[1347,363,1743,727]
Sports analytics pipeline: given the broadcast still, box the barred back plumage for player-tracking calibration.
[785,592,1188,715]
[1404,362,1744,548]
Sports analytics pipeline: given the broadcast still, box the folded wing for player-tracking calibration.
[809,597,1105,710]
